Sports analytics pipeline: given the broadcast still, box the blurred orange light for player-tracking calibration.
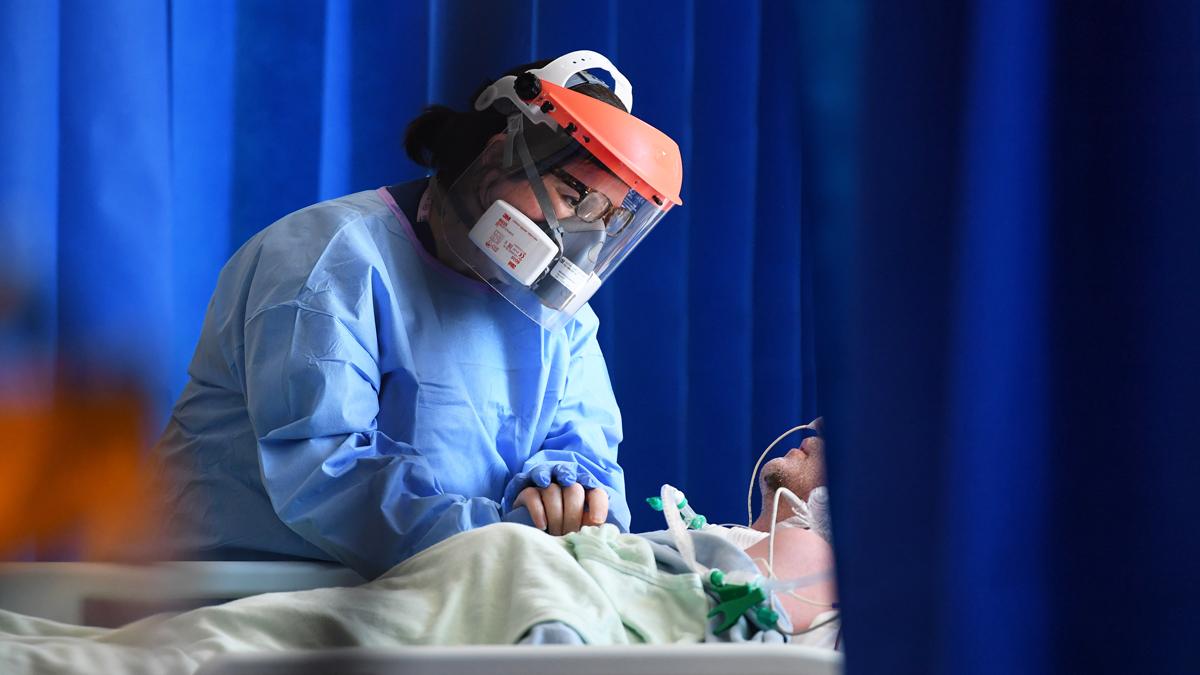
[0,377,164,560]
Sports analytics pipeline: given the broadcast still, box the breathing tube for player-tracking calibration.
[653,485,834,635]
[652,419,837,636]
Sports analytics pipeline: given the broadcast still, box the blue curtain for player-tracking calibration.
[0,0,810,532]
[6,0,1199,671]
[819,1,1200,672]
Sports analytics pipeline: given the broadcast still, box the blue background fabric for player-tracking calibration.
[0,1,811,535]
[6,1,1200,672]
[804,2,1200,674]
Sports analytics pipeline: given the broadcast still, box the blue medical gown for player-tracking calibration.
[157,184,628,579]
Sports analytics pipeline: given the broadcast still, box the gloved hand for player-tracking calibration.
[804,486,832,543]
[503,463,608,535]
[782,485,832,544]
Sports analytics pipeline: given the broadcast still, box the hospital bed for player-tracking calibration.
[0,561,843,675]
[197,644,842,675]
[0,560,366,627]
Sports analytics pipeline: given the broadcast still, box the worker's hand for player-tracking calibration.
[583,485,608,527]
[505,462,610,534]
[513,484,609,535]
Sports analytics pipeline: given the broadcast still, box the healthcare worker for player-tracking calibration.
[156,51,684,579]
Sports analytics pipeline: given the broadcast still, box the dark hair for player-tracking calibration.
[404,59,627,186]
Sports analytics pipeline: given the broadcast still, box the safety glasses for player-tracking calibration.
[551,167,634,235]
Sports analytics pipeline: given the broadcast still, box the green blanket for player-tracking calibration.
[0,524,709,675]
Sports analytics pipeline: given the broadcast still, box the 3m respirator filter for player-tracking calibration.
[468,200,559,286]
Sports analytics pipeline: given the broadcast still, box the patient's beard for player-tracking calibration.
[753,461,797,530]
[762,466,789,492]
[760,457,802,496]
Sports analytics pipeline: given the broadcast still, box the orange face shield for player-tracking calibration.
[434,51,684,331]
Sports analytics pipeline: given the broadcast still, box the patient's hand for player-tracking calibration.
[513,484,609,535]
[743,527,837,631]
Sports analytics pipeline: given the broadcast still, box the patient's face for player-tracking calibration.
[760,434,826,502]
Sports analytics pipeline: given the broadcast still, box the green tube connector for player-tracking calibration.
[755,605,779,629]
[648,489,709,530]
[706,571,779,633]
[707,582,769,634]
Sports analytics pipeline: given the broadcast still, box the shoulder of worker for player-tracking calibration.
[252,189,397,280]
[563,303,604,356]
[220,190,405,318]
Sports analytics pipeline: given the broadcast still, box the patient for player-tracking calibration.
[692,425,837,640]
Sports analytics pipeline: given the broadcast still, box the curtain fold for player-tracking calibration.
[169,0,236,394]
[57,2,173,398]
[942,1,1050,671]
[0,1,59,389]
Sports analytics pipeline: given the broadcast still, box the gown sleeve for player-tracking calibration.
[243,302,502,579]
[500,311,630,531]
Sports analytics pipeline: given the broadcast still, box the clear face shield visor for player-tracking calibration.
[435,116,670,331]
